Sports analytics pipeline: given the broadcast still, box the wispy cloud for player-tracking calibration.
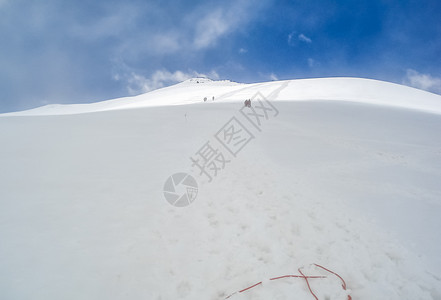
[112,1,266,60]
[298,33,312,43]
[288,32,312,45]
[287,32,295,45]
[117,69,219,95]
[269,73,278,81]
[69,4,138,40]
[193,9,230,49]
[404,69,441,94]
[192,0,262,50]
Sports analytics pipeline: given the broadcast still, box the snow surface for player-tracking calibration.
[2,77,441,116]
[1,78,441,299]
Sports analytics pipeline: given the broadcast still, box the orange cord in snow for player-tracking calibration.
[224,264,351,300]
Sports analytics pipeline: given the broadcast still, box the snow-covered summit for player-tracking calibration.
[1,77,441,116]
[178,77,240,85]
[180,77,214,84]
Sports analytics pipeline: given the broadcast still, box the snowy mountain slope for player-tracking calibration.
[1,77,441,116]
[0,78,441,299]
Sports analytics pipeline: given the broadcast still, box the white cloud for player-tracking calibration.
[307,58,315,67]
[70,7,137,40]
[193,9,230,49]
[106,0,265,59]
[49,2,143,45]
[151,33,181,54]
[239,48,248,54]
[287,32,295,45]
[288,32,312,45]
[118,69,219,95]
[269,73,278,81]
[298,33,312,43]
[404,69,441,94]
[257,72,279,81]
[192,0,261,50]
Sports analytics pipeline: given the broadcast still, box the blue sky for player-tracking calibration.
[1,0,441,113]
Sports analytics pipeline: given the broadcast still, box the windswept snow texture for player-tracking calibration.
[1,78,441,299]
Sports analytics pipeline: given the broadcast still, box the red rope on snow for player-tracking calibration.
[224,264,351,300]
[314,264,347,289]
[270,274,326,280]
[239,281,262,293]
[224,274,323,299]
[298,267,319,300]
[313,264,352,300]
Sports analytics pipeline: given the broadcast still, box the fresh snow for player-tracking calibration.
[0,77,441,299]
[2,77,441,116]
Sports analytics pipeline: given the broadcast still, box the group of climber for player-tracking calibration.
[202,96,252,108]
[203,96,215,102]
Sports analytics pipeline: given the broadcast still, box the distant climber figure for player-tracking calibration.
[204,97,207,102]
[212,96,215,101]
[244,99,251,108]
